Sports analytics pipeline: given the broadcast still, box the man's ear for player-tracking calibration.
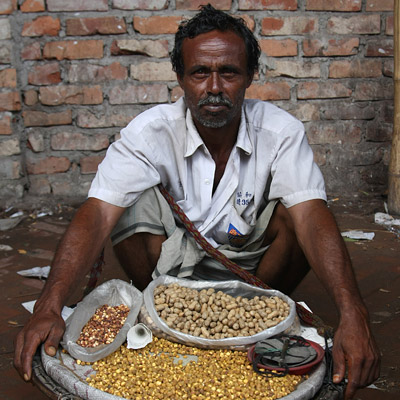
[177,74,184,89]
[246,73,254,88]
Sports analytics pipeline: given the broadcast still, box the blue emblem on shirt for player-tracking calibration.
[227,223,249,248]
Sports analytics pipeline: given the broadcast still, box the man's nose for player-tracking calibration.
[207,72,222,94]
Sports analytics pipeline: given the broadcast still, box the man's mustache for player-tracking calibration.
[198,95,233,108]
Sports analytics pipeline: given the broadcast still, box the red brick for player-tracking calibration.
[366,0,393,11]
[22,16,61,37]
[246,82,291,100]
[239,0,297,10]
[323,102,375,120]
[268,60,320,78]
[47,0,108,11]
[0,68,16,88]
[51,179,92,197]
[21,42,42,60]
[261,17,318,36]
[327,15,380,35]
[51,132,109,151]
[383,60,393,77]
[68,62,127,83]
[240,15,255,31]
[0,138,20,156]
[0,92,21,111]
[386,15,393,35]
[39,85,103,106]
[66,17,126,36]
[24,90,38,106]
[171,86,184,102]
[289,103,320,121]
[28,63,61,86]
[0,159,21,179]
[310,145,326,166]
[366,122,392,142]
[303,38,359,57]
[133,16,182,35]
[297,82,352,99]
[131,62,176,81]
[307,122,362,145]
[0,43,12,63]
[306,0,361,11]
[354,82,393,101]
[23,110,72,127]
[109,84,168,104]
[21,0,45,12]
[329,60,382,78]
[111,39,169,58]
[260,39,297,57]
[80,155,105,174]
[29,176,51,195]
[0,19,11,40]
[27,156,71,175]
[0,112,12,134]
[0,0,17,14]
[77,110,136,128]
[176,0,231,10]
[43,40,103,60]
[27,131,44,152]
[366,40,394,57]
[113,0,168,10]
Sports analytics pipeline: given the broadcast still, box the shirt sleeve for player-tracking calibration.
[268,120,327,208]
[88,123,161,208]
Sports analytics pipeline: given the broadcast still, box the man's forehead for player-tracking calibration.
[181,30,246,61]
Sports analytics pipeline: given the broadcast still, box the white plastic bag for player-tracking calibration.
[140,275,297,350]
[61,279,143,362]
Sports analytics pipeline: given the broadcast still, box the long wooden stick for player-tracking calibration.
[388,0,400,215]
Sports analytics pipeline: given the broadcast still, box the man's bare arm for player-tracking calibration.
[14,198,125,381]
[288,199,380,399]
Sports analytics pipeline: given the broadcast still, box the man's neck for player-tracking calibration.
[194,115,241,159]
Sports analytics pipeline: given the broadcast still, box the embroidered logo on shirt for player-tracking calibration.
[227,223,249,248]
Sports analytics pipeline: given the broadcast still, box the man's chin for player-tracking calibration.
[198,117,228,129]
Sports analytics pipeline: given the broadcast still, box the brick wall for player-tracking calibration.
[0,0,394,203]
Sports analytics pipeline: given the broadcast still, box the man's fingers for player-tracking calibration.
[343,357,363,400]
[332,345,346,384]
[20,333,42,381]
[44,323,64,357]
[13,330,25,378]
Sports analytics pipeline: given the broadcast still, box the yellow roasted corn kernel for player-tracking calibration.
[86,337,305,399]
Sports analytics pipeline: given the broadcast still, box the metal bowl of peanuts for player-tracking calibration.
[141,276,296,350]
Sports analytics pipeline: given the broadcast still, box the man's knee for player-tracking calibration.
[263,202,296,245]
[114,232,165,267]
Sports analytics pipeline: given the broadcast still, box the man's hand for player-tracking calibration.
[14,308,65,381]
[332,308,381,399]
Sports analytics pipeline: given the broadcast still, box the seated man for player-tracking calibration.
[14,5,379,399]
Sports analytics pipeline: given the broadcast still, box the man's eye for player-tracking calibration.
[221,69,237,77]
[193,69,208,77]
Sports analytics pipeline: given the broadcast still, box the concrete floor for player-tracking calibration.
[0,197,399,400]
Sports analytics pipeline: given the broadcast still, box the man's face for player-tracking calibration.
[177,30,253,130]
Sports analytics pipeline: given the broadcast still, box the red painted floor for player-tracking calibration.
[0,198,399,399]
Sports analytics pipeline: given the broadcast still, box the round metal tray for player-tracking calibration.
[34,344,326,400]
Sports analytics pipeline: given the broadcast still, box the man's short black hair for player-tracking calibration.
[171,4,260,78]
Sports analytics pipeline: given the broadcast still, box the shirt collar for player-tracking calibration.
[184,100,253,158]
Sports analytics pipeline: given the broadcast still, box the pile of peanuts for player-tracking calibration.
[86,337,305,399]
[77,304,130,347]
[154,284,290,339]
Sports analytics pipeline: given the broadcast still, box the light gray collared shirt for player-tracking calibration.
[88,97,326,248]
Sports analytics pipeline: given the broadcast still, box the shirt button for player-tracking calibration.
[204,179,211,185]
